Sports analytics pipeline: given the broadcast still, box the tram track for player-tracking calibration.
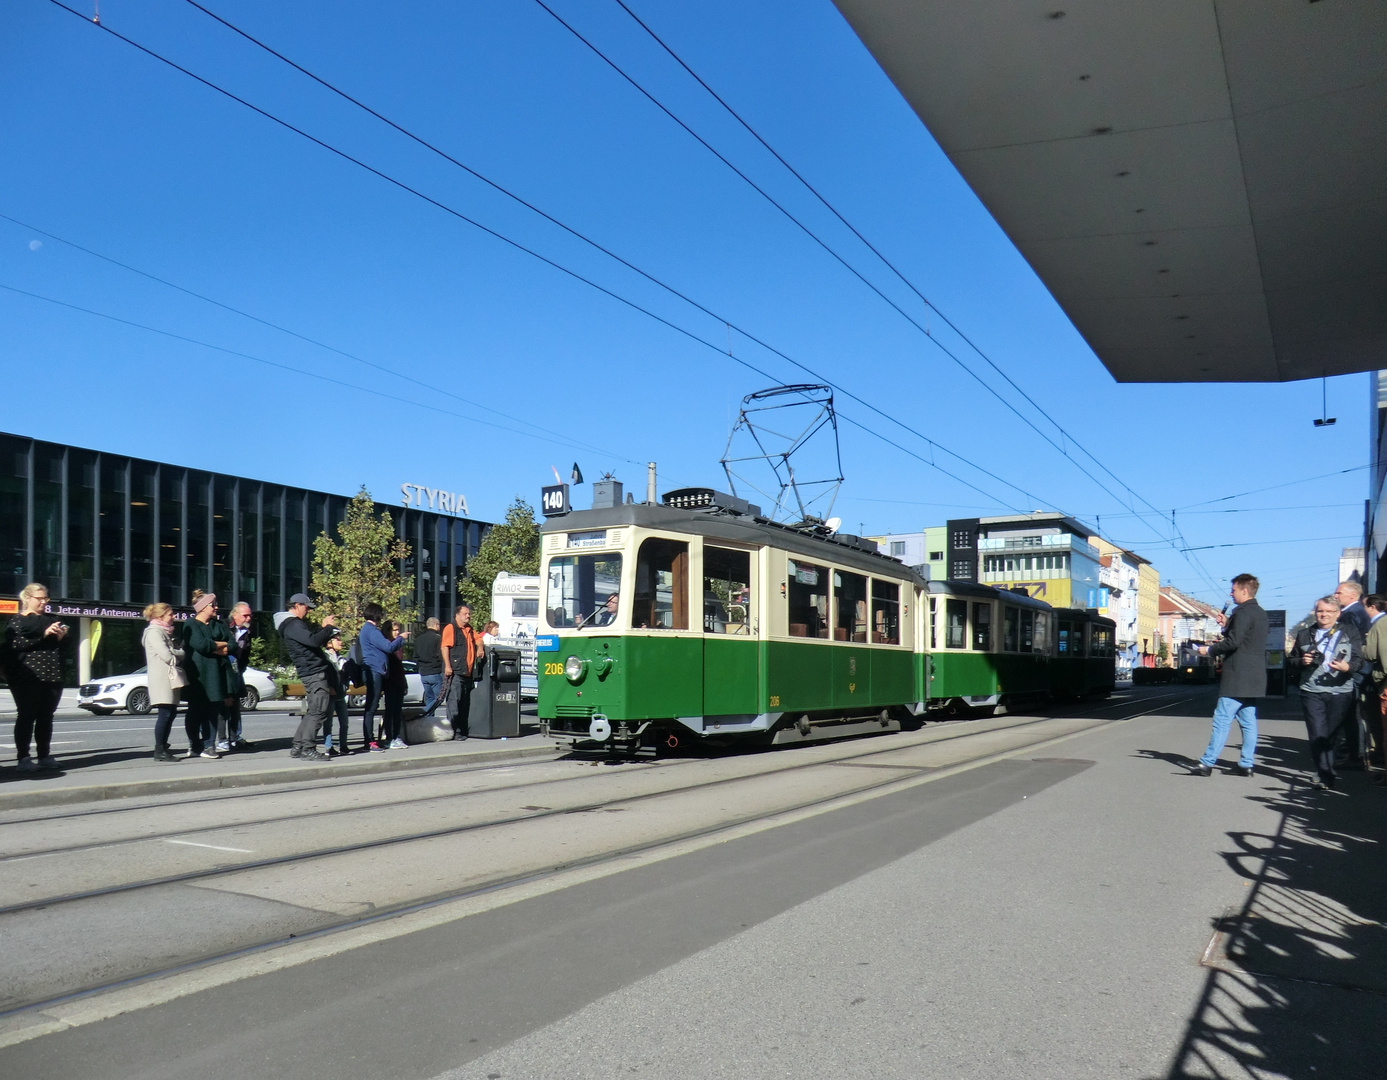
[0,691,1190,868]
[0,700,1136,1025]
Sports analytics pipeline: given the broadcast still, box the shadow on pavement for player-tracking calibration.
[1154,711,1387,1078]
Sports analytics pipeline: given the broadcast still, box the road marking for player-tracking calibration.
[163,839,253,853]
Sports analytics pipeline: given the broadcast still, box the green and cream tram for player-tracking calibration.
[536,488,1115,753]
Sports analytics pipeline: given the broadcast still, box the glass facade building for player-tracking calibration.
[1,429,489,628]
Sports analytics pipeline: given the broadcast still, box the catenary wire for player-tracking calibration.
[607,0,1177,529]
[43,0,1046,514]
[169,0,1044,511]
[0,281,646,464]
[537,0,1184,544]
[0,212,620,462]
[1176,461,1382,510]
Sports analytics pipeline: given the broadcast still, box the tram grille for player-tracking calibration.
[551,704,595,735]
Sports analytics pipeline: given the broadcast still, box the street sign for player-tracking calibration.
[541,484,570,516]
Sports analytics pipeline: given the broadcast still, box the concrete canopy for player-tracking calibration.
[832,1,1387,383]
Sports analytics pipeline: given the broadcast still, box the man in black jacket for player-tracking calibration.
[279,593,338,763]
[1193,574,1271,777]
[415,617,444,716]
[224,601,254,749]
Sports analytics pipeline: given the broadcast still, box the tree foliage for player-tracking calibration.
[457,497,540,625]
[310,487,415,640]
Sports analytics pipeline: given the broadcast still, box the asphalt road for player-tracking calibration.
[0,688,1382,1079]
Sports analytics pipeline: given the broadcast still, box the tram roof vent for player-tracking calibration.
[662,487,760,518]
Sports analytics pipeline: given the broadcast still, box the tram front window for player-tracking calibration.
[546,553,623,629]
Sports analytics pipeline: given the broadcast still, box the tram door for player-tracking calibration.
[702,546,759,719]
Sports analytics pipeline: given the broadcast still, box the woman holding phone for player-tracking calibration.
[5,582,68,772]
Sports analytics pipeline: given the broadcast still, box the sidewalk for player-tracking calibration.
[0,732,562,810]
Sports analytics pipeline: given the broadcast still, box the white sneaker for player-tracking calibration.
[389,738,407,750]
[36,756,59,769]
[200,749,220,759]
[16,757,38,772]
[215,741,232,752]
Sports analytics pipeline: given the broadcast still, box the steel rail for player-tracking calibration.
[0,691,1190,864]
[0,702,1155,1022]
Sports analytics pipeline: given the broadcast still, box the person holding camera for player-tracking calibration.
[1192,574,1269,777]
[1289,595,1363,790]
[5,582,68,772]
[279,593,338,763]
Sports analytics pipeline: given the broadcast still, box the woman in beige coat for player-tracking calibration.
[141,603,187,763]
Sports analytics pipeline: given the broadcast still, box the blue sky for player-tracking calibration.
[1,0,1369,619]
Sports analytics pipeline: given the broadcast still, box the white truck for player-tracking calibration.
[490,571,540,700]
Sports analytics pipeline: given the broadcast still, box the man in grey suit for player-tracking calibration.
[1193,574,1270,777]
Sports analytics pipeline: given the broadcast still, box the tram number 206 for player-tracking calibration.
[543,662,565,676]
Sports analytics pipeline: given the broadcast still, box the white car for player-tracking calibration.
[78,666,279,716]
[344,660,426,708]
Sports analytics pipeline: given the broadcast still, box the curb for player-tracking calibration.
[0,743,563,810]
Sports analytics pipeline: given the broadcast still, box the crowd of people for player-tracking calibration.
[2,581,491,769]
[1193,575,1387,790]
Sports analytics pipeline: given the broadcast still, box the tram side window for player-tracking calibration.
[787,559,829,638]
[633,538,689,629]
[972,603,991,651]
[1020,609,1035,653]
[1091,626,1114,657]
[1033,612,1049,654]
[946,599,967,649]
[546,554,623,629]
[1003,606,1019,652]
[871,579,900,645]
[835,570,868,642]
[704,546,752,634]
[1057,621,1073,655]
[928,597,937,649]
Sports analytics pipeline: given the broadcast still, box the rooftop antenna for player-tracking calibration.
[1314,374,1336,427]
[720,384,844,525]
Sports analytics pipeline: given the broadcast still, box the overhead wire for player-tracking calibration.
[0,280,644,462]
[169,0,1044,511]
[1176,461,1381,510]
[544,0,1192,547]
[0,212,617,461]
[44,0,1040,514]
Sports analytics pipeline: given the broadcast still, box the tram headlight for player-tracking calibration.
[563,655,587,683]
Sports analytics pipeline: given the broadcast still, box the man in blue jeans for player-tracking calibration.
[1193,574,1270,777]
[358,602,408,751]
[414,617,444,716]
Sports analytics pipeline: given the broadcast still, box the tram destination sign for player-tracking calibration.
[541,484,570,517]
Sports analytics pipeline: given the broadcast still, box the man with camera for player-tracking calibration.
[1192,574,1270,777]
[1289,595,1363,790]
[279,593,339,763]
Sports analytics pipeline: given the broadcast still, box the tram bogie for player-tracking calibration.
[537,488,1117,754]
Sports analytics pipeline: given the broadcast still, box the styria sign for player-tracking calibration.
[401,483,469,516]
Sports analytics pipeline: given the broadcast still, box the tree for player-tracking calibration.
[310,487,415,640]
[457,497,540,625]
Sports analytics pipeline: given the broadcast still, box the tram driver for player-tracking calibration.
[590,593,620,628]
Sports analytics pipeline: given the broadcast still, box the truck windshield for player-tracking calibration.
[546,554,623,629]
